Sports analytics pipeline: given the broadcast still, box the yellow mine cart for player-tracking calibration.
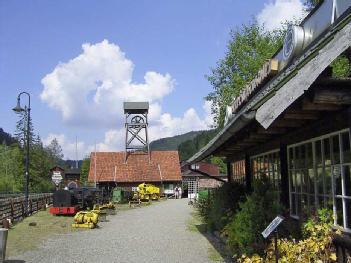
[133,183,160,201]
[72,211,99,229]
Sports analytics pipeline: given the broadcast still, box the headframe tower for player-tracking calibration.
[123,102,150,163]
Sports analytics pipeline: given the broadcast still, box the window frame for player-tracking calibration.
[288,128,351,231]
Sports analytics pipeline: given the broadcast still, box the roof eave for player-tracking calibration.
[187,111,255,164]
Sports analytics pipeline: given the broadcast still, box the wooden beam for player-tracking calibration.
[271,118,305,128]
[248,133,271,140]
[302,99,341,111]
[236,142,256,147]
[257,127,287,135]
[218,150,240,156]
[226,147,242,151]
[284,111,319,120]
[243,138,267,143]
[313,89,351,105]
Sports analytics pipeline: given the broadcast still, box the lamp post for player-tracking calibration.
[12,92,31,216]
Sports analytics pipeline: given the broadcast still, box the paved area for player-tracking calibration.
[10,199,216,263]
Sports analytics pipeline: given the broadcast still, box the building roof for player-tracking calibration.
[181,161,220,177]
[88,151,181,183]
[188,3,351,164]
[65,168,80,175]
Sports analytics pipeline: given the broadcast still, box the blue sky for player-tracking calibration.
[0,0,305,159]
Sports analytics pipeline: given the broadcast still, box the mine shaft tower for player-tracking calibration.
[124,102,150,163]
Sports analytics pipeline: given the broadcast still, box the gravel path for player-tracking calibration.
[10,199,216,263]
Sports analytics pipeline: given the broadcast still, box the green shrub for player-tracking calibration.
[225,179,283,256]
[197,182,246,232]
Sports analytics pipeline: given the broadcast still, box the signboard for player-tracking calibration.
[261,215,284,239]
[52,171,63,186]
[230,59,279,114]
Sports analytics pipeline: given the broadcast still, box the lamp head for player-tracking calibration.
[12,98,24,113]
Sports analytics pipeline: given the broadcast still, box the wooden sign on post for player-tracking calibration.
[52,171,63,186]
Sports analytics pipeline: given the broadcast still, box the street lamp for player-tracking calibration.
[12,92,31,216]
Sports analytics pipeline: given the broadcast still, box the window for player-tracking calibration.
[288,129,351,231]
[191,164,200,170]
[183,177,198,198]
[251,150,281,191]
[232,160,245,184]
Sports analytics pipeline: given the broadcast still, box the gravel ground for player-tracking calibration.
[9,199,216,263]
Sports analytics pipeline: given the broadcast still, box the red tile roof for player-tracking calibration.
[88,151,181,183]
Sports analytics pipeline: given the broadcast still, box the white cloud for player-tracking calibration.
[257,0,307,31]
[203,100,214,128]
[41,40,175,127]
[41,40,214,158]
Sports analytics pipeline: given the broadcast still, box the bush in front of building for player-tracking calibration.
[238,209,337,262]
[197,182,246,232]
[225,179,283,256]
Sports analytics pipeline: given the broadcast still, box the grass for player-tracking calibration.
[208,247,225,262]
[6,209,79,257]
[187,210,230,262]
[187,211,207,233]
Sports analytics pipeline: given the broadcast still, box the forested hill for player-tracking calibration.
[0,128,16,145]
[177,129,217,161]
[150,131,205,151]
[149,129,218,161]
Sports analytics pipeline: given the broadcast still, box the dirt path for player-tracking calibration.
[9,199,222,263]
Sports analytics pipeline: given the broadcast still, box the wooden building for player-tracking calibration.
[87,151,182,194]
[181,162,227,198]
[50,166,80,189]
[188,1,351,259]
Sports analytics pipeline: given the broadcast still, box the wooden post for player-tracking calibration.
[227,161,232,183]
[280,144,289,208]
[10,199,14,221]
[21,200,24,219]
[29,199,32,215]
[245,154,252,192]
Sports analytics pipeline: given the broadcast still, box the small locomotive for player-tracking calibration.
[50,188,106,215]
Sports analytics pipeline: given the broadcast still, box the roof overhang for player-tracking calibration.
[187,6,351,164]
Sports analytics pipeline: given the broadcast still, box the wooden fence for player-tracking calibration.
[0,193,53,225]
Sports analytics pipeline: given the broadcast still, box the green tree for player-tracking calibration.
[13,109,58,192]
[29,136,55,192]
[210,156,227,174]
[46,138,64,166]
[206,21,284,127]
[80,157,90,186]
[14,108,36,148]
[331,55,351,77]
[0,143,24,193]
